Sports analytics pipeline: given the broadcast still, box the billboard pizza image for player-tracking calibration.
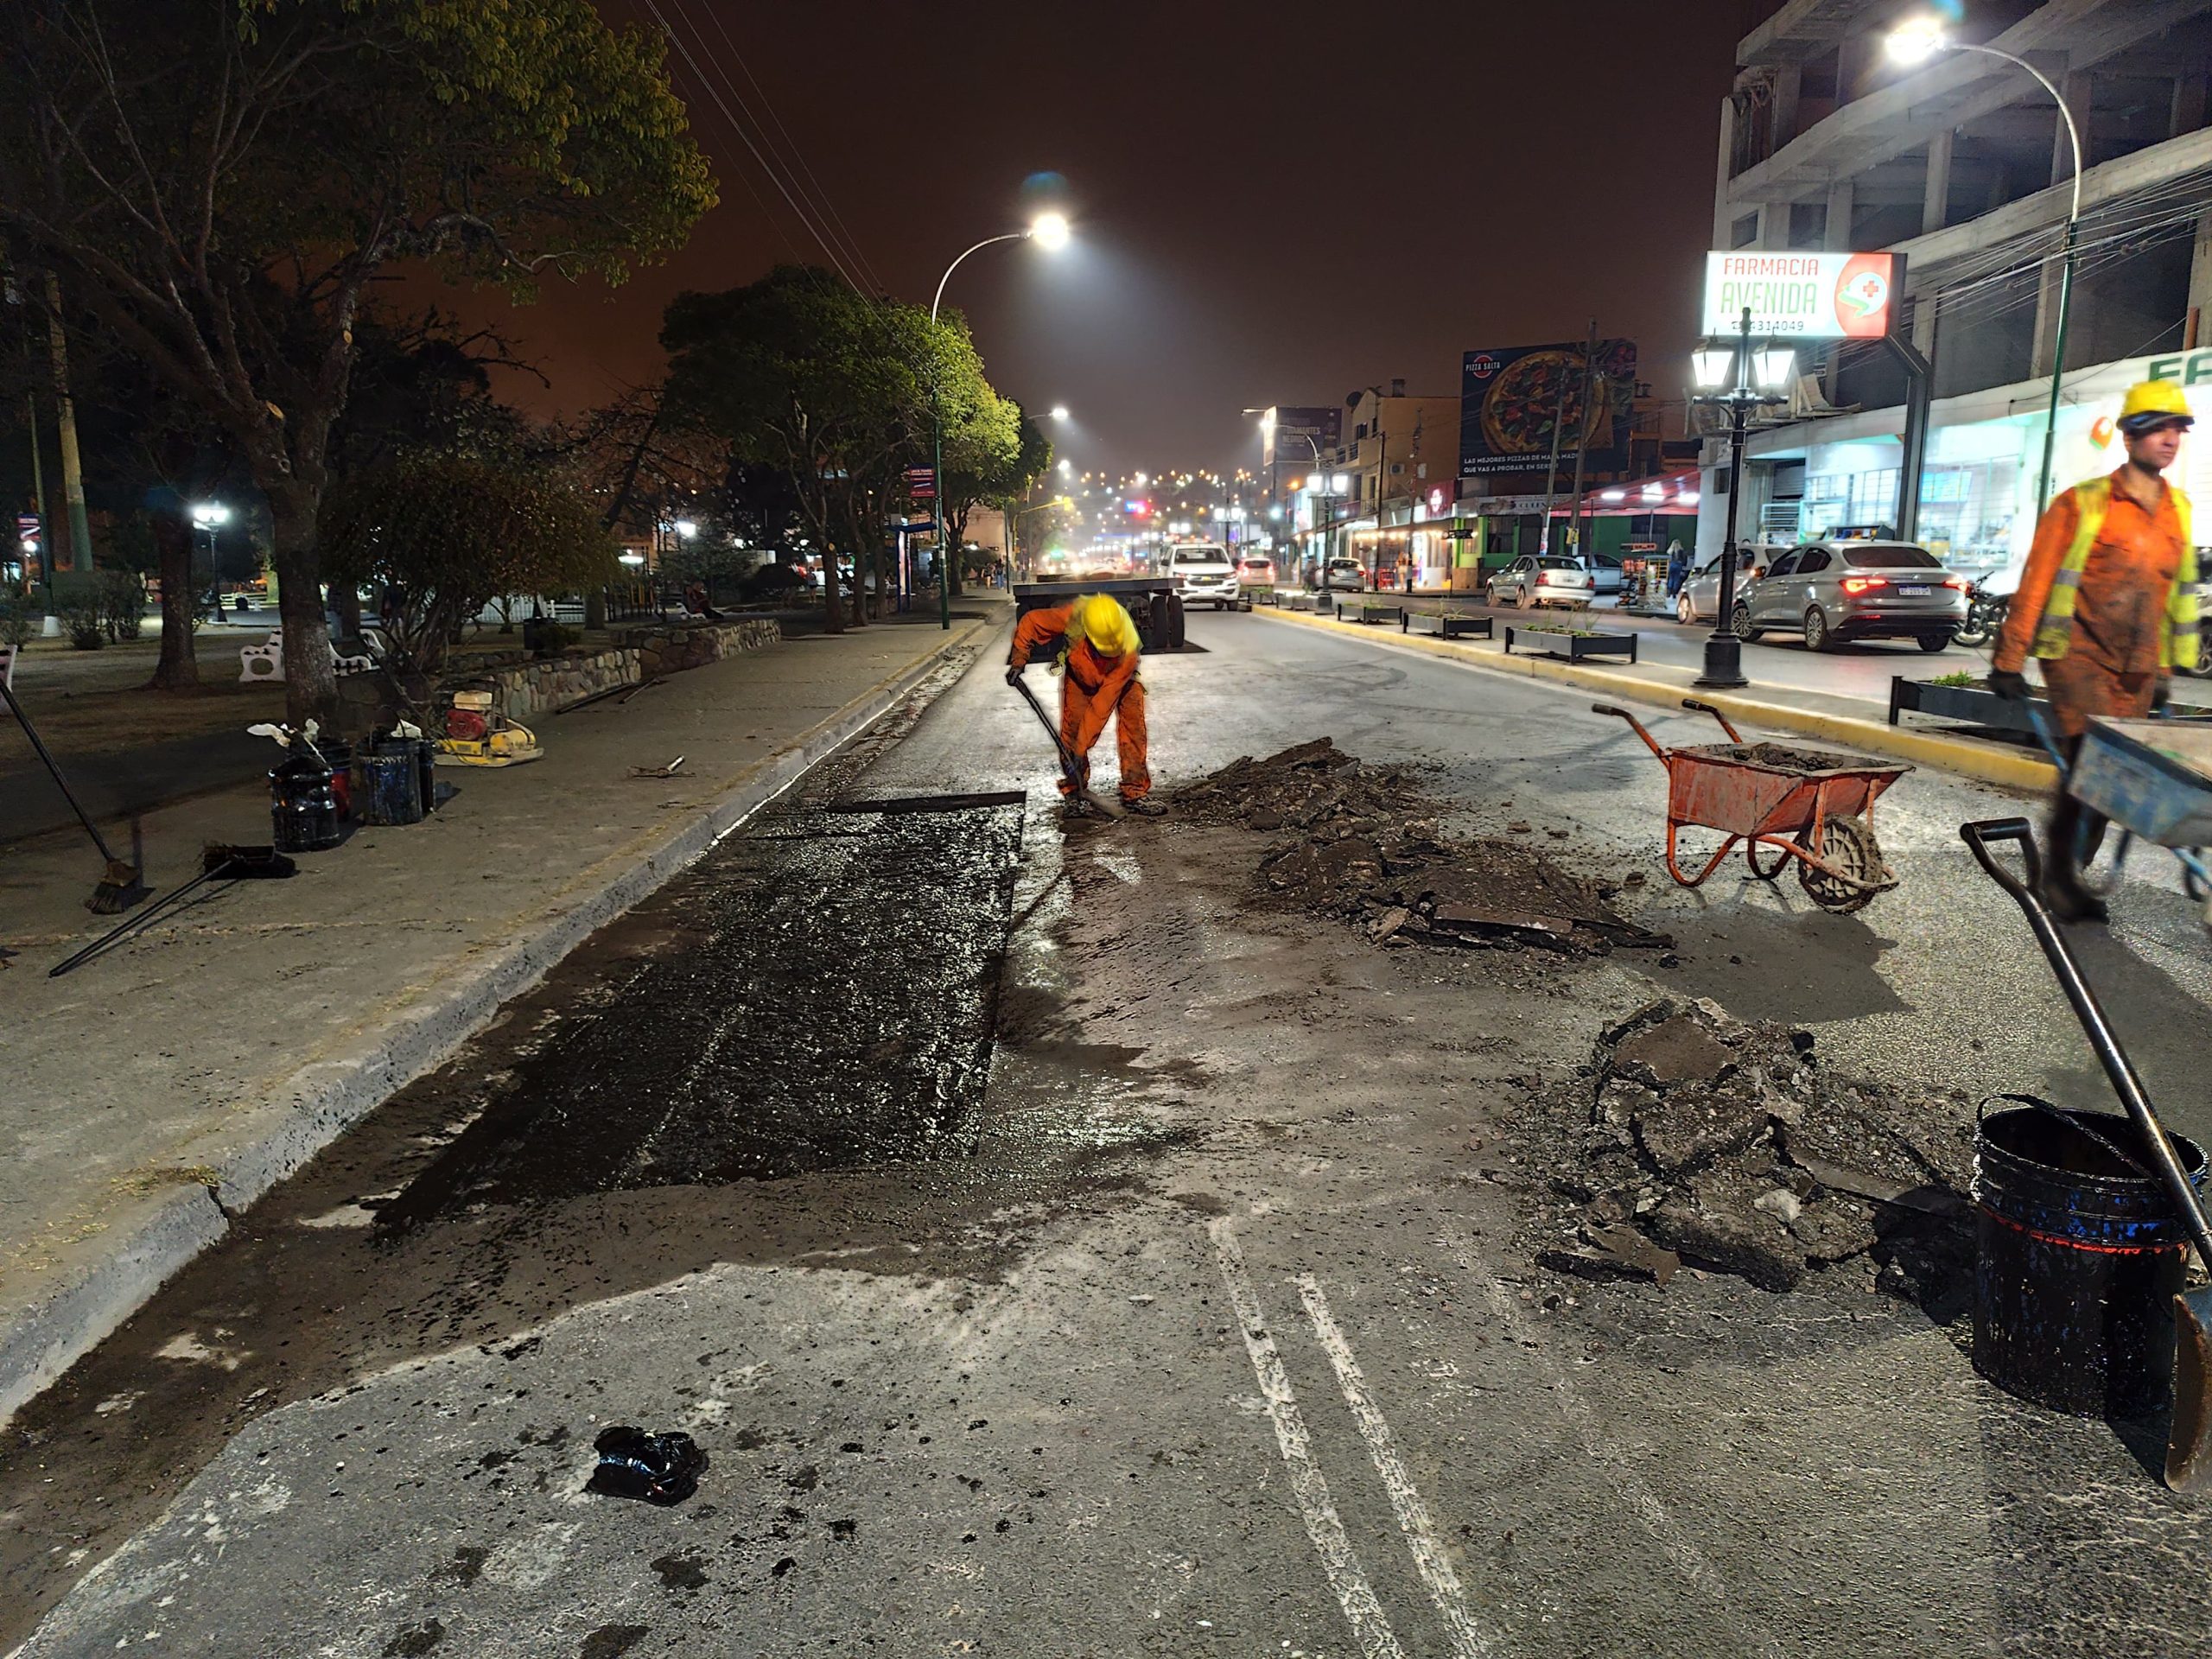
[1700,251,1898,339]
[1458,340,1637,480]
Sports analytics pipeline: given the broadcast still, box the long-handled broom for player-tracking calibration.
[0,675,149,913]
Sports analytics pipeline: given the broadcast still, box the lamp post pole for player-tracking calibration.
[928,234,1023,632]
[1692,307,1791,690]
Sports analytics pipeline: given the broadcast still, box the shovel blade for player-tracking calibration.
[2167,1286,2212,1492]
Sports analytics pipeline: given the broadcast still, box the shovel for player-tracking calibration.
[1962,817,2212,1491]
[1007,672,1123,822]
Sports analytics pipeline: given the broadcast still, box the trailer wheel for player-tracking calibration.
[1166,594,1187,650]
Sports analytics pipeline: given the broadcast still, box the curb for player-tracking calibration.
[1253,605,2056,794]
[0,617,996,1427]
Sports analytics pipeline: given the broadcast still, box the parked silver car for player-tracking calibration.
[1486,555,1594,609]
[1675,546,1759,626]
[1731,540,1967,652]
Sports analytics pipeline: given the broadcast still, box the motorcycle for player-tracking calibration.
[1951,565,2017,650]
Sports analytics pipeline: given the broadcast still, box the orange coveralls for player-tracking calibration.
[1008,601,1151,800]
[1995,467,2190,740]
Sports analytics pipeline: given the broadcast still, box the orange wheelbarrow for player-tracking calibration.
[1595,699,1912,914]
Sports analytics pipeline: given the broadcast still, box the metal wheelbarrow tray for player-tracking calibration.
[2069,715,2212,915]
[1595,698,1912,913]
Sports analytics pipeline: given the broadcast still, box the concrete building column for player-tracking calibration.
[1823,180,1856,250]
[1714,95,1739,247]
[1757,200,1789,250]
[1770,66,1802,155]
[2190,207,2212,349]
[1922,128,1955,235]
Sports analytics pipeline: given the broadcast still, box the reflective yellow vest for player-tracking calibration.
[2031,475,2201,671]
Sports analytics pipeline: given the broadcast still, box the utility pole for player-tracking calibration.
[43,274,93,575]
[1566,319,1600,562]
[1535,360,1573,560]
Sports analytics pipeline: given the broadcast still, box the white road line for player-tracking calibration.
[1296,1273,1498,1659]
[1461,1250,1785,1659]
[1210,1220,1409,1659]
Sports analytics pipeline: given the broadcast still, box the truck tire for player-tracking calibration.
[1166,594,1187,650]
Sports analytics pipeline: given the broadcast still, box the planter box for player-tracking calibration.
[1404,611,1494,641]
[1503,625,1637,664]
[1338,601,1406,626]
[1890,674,2212,731]
[1243,583,1276,607]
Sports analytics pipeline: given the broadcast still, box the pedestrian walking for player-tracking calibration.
[1993,378,2202,919]
[1006,593,1163,817]
[1664,539,1688,599]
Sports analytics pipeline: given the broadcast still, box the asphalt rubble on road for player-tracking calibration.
[1504,995,1977,1303]
[1172,736,1668,956]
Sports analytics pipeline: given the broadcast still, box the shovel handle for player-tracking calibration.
[1961,817,2212,1264]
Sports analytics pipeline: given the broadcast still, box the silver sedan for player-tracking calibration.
[1733,540,1967,652]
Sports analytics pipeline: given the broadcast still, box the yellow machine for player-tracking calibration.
[433,690,543,767]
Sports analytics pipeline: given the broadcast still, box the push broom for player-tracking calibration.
[0,675,149,913]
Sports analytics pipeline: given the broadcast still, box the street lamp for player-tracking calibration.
[928,210,1072,626]
[1887,16,2082,511]
[1688,308,1795,689]
[189,502,230,619]
[1049,405,1071,423]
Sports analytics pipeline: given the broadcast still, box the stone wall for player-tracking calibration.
[462,619,783,721]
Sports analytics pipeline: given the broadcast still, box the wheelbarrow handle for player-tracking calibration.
[1590,702,1667,761]
[1681,698,1745,743]
[1961,816,2212,1266]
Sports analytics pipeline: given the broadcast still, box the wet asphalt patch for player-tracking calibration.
[378,793,1027,1223]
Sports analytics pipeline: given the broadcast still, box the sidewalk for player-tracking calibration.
[1255,602,2058,791]
[0,601,1008,1422]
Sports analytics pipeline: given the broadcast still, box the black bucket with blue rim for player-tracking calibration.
[1974,1096,2208,1418]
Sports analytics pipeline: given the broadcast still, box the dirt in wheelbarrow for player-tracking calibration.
[1172,737,1671,956]
[1500,995,1978,1308]
[1720,741,1865,773]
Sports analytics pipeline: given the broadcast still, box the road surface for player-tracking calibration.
[10,613,2212,1658]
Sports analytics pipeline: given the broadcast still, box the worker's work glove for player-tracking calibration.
[2154,677,2172,714]
[1988,669,2031,702]
[1005,662,1026,685]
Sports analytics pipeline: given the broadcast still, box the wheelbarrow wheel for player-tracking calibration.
[1796,815,1885,913]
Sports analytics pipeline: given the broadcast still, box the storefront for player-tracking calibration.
[1713,348,2212,575]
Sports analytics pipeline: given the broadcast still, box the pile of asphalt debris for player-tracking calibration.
[1175,737,1666,956]
[1510,996,1975,1303]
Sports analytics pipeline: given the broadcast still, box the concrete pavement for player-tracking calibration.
[0,603,1006,1427]
[13,610,2212,1656]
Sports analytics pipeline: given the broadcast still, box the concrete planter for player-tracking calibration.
[1504,625,1637,664]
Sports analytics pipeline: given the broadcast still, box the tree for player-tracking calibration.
[320,454,617,676]
[941,404,1047,595]
[0,0,714,721]
[664,268,939,633]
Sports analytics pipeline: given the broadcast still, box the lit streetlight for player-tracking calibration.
[928,210,1072,626]
[1049,405,1071,423]
[1688,312,1797,688]
[1887,16,2082,511]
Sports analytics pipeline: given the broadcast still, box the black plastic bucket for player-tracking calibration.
[412,735,438,814]
[1974,1100,2208,1417]
[269,756,343,853]
[354,744,424,825]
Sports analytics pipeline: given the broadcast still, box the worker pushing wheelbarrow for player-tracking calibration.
[1596,698,1912,913]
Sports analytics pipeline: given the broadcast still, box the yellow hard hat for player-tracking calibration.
[1078,594,1132,652]
[2119,379,2195,430]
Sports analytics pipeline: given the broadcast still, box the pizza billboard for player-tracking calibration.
[1700,251,1899,339]
[1458,339,1637,482]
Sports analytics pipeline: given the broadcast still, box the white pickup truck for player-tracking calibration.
[1165,543,1243,611]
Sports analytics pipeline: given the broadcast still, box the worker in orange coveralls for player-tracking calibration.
[1006,593,1164,817]
[1993,378,2202,920]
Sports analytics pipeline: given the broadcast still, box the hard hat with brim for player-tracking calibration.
[2119,378,2196,433]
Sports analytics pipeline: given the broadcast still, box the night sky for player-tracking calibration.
[468,1,1769,476]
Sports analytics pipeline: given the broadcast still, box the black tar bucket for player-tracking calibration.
[1974,1096,2208,1418]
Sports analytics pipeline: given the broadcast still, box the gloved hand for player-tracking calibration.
[2154,677,2172,714]
[1989,669,2031,702]
[1005,661,1025,685]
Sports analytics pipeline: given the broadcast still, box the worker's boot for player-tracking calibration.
[1122,797,1166,817]
[1060,796,1094,823]
[2041,797,2110,924]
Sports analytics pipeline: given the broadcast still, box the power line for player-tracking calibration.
[642,0,864,292]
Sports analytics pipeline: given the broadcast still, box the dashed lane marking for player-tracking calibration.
[1210,1220,1409,1659]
